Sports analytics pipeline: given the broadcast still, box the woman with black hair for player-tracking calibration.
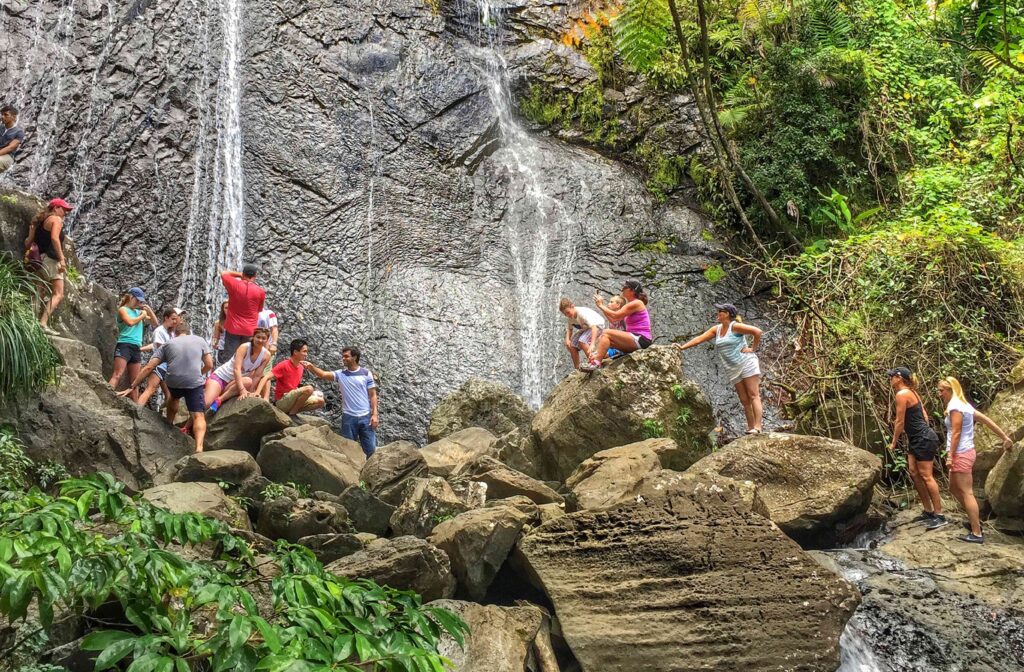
[582,279,653,370]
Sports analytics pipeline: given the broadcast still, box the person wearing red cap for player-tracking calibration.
[23,198,73,331]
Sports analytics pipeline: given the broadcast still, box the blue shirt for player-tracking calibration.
[332,367,376,417]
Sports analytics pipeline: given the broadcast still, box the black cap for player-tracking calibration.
[886,367,912,382]
[242,263,259,278]
[714,303,738,318]
[622,279,643,292]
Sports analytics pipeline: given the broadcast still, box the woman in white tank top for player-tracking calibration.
[205,327,273,412]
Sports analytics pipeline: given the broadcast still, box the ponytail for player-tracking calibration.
[910,373,921,390]
[118,293,132,308]
[939,376,969,411]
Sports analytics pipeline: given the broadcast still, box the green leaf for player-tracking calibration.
[92,636,138,671]
[252,616,282,654]
[354,634,374,661]
[229,615,254,650]
[126,652,163,672]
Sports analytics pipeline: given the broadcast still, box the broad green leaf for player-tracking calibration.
[93,636,137,671]
[229,615,254,650]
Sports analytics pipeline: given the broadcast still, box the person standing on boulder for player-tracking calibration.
[120,322,213,452]
[108,287,158,401]
[303,347,379,457]
[887,367,946,530]
[220,264,265,358]
[938,376,1014,544]
[675,303,763,434]
[258,338,325,415]
[559,298,606,369]
[23,198,72,332]
[0,105,26,175]
[583,280,654,370]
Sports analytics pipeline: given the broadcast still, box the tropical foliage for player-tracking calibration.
[0,255,60,403]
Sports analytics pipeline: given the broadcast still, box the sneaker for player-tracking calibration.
[579,360,601,372]
[925,515,950,531]
[958,533,984,544]
[209,399,221,413]
[910,511,937,524]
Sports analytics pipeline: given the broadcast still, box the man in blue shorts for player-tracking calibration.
[303,346,379,457]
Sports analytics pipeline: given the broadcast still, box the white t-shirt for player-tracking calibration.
[258,309,278,345]
[570,306,605,330]
[152,325,174,356]
[944,398,976,454]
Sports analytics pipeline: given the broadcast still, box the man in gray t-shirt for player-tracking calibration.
[121,323,212,452]
[0,105,25,174]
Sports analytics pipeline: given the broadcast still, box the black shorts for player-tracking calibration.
[908,439,939,462]
[637,335,653,349]
[168,386,205,413]
[114,342,142,364]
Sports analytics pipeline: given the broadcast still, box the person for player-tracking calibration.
[205,327,273,413]
[210,300,229,365]
[583,279,654,369]
[559,298,606,369]
[23,198,72,331]
[108,288,158,401]
[257,307,279,358]
[138,307,184,406]
[605,295,626,331]
[258,338,326,415]
[938,376,1014,544]
[675,303,764,434]
[220,264,265,358]
[887,367,946,530]
[0,105,25,175]
[120,322,213,452]
[304,347,379,457]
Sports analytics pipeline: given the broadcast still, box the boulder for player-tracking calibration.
[564,440,664,510]
[494,427,546,480]
[296,533,364,564]
[49,336,102,374]
[975,371,1024,453]
[389,478,470,538]
[634,469,764,515]
[360,441,428,506]
[985,446,1024,532]
[0,366,192,491]
[429,600,549,672]
[256,497,349,543]
[427,379,534,443]
[257,429,362,495]
[686,432,881,546]
[326,536,456,602]
[205,398,291,455]
[141,482,251,530]
[273,424,366,466]
[173,450,261,485]
[453,456,564,506]
[530,346,715,481]
[429,503,536,601]
[338,485,395,536]
[421,427,498,476]
[515,476,859,671]
[450,480,489,509]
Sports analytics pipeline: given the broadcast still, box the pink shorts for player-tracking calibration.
[208,373,228,390]
[950,449,976,474]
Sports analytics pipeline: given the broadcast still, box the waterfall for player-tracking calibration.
[465,0,579,408]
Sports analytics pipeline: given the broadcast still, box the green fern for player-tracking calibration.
[613,0,675,72]
[805,0,852,47]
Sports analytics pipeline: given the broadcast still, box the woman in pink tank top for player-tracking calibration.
[582,279,653,370]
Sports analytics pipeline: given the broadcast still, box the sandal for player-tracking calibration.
[746,428,761,435]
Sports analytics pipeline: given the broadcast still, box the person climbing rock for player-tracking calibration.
[583,279,654,369]
[887,367,946,530]
[210,300,229,365]
[220,263,265,359]
[108,287,158,401]
[204,327,273,413]
[137,307,184,407]
[121,322,213,452]
[675,303,763,434]
[23,198,72,331]
[259,338,325,415]
[559,297,605,369]
[304,346,379,457]
[938,376,1014,544]
[0,105,25,174]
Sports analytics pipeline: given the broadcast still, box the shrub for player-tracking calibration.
[0,256,60,403]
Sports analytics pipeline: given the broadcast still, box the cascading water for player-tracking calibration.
[464,0,579,407]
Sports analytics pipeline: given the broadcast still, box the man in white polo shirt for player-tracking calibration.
[303,346,379,457]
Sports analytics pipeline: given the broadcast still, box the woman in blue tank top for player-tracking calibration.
[107,287,157,402]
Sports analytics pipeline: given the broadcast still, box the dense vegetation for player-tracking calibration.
[544,0,1024,455]
[0,254,60,403]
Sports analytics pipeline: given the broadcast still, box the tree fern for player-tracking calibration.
[806,0,853,47]
[613,0,675,72]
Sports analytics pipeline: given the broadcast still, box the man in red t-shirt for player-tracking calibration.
[256,338,325,416]
[220,263,266,359]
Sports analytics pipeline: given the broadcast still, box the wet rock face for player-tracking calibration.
[3,0,758,443]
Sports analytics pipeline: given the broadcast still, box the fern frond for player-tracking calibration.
[613,0,674,72]
[806,0,852,47]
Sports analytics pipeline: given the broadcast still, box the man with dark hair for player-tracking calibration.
[304,346,379,457]
[138,306,185,406]
[0,105,25,174]
[220,263,265,357]
[257,338,325,415]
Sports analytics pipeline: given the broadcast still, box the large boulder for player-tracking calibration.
[273,424,366,466]
[985,446,1024,532]
[205,398,292,455]
[338,485,395,536]
[515,476,859,671]
[360,441,429,506]
[564,440,665,510]
[429,600,551,672]
[686,432,881,546]
[326,536,456,602]
[427,379,534,443]
[257,428,363,495]
[421,427,498,476]
[256,497,349,543]
[453,456,564,506]
[296,533,364,564]
[141,482,251,530]
[49,336,103,374]
[530,347,715,481]
[173,450,261,485]
[389,477,470,538]
[429,502,536,601]
[0,366,192,491]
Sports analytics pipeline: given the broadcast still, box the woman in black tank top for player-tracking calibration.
[24,199,72,331]
[887,367,947,529]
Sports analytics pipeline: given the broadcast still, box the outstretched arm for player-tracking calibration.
[974,410,1013,450]
[674,327,717,351]
[302,362,336,381]
[118,356,161,395]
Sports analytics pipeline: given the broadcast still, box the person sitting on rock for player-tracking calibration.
[258,338,325,416]
[220,263,265,359]
[582,279,654,370]
[0,104,26,175]
[205,327,273,413]
[938,376,1014,544]
[675,303,763,434]
[23,198,72,332]
[303,347,379,457]
[108,287,158,401]
[603,294,626,359]
[559,297,606,370]
[210,300,229,365]
[887,367,946,530]
[137,306,184,407]
[120,321,213,452]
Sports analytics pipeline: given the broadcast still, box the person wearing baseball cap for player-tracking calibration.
[219,263,266,359]
[675,302,764,435]
[107,287,158,402]
[23,197,74,332]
